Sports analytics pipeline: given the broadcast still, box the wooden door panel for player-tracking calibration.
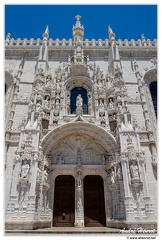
[84,175,106,227]
[53,175,75,227]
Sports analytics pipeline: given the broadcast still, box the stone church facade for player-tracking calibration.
[5,16,157,230]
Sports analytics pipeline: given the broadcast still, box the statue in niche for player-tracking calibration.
[20,160,30,178]
[99,99,104,109]
[44,96,50,109]
[18,160,30,204]
[55,99,60,109]
[43,168,48,183]
[36,102,42,112]
[46,75,52,85]
[110,168,115,184]
[37,165,42,180]
[54,100,60,116]
[77,171,82,188]
[76,94,83,107]
[130,161,139,179]
[118,104,123,114]
[117,164,123,181]
[109,99,114,109]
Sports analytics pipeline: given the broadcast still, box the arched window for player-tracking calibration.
[149,81,157,117]
[70,87,88,114]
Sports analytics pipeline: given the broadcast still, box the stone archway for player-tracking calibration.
[42,122,117,228]
[41,121,117,155]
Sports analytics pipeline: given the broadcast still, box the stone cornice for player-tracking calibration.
[5,46,157,59]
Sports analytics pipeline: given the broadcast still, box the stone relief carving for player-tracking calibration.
[20,160,30,178]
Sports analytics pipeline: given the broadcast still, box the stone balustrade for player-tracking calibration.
[5,37,157,47]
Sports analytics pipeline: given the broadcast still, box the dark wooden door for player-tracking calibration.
[53,175,75,227]
[84,175,106,227]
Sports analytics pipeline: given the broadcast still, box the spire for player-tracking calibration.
[36,25,49,73]
[42,25,49,41]
[72,15,84,44]
[108,25,115,44]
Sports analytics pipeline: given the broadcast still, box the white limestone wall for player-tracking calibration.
[48,61,63,72]
[126,84,140,98]
[122,60,138,83]
[129,104,145,128]
[137,60,155,75]
[92,60,108,74]
[5,59,20,72]
[20,60,35,83]
[12,104,28,130]
[18,83,33,100]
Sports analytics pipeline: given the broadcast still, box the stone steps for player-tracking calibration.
[5,227,120,235]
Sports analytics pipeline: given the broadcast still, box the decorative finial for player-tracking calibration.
[108,25,113,34]
[141,34,145,41]
[75,15,81,22]
[45,25,49,35]
[5,33,11,45]
[108,25,115,44]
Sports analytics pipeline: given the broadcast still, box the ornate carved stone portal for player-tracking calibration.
[5,15,157,231]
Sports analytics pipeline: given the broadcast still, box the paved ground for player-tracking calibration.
[5,227,121,235]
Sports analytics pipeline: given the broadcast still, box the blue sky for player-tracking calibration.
[5,5,157,41]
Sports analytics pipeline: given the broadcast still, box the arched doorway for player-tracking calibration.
[84,175,106,227]
[53,175,75,227]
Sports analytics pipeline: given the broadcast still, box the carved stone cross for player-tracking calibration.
[75,15,81,21]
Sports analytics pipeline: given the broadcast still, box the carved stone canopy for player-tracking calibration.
[65,76,93,92]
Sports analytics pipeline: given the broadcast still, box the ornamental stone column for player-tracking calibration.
[75,170,84,227]
[121,154,130,197]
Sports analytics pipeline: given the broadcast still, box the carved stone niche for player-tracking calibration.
[70,65,88,77]
[129,160,142,187]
